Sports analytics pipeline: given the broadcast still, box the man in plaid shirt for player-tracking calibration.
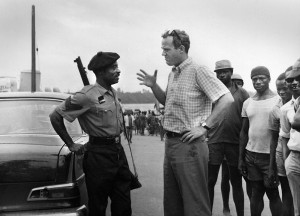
[137,29,233,216]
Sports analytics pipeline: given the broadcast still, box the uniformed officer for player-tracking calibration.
[50,51,132,216]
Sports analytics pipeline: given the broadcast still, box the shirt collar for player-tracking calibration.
[95,82,116,96]
[290,96,296,104]
[172,57,192,74]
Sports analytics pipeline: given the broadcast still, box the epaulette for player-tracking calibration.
[79,85,95,94]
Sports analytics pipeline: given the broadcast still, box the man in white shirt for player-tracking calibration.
[124,111,134,143]
[282,58,300,216]
[268,69,293,216]
[239,66,282,216]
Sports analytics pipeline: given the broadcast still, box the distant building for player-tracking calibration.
[0,76,17,92]
[19,70,41,92]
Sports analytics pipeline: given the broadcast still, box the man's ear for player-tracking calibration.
[179,45,185,53]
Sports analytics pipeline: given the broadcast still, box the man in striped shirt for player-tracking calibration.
[137,29,233,216]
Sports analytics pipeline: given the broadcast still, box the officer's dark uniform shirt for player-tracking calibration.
[55,83,123,137]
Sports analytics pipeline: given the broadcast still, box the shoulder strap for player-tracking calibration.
[122,112,138,177]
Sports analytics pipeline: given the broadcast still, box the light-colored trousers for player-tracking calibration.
[285,150,300,216]
[164,136,211,216]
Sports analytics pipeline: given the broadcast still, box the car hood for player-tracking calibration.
[0,134,76,183]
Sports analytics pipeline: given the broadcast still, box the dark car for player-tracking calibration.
[0,92,88,216]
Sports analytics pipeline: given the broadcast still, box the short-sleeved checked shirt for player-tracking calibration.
[163,57,229,133]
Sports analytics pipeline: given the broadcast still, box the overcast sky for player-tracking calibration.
[0,0,299,93]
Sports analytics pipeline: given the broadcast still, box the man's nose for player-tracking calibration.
[255,79,262,84]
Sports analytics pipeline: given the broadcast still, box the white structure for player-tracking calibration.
[19,70,41,91]
[0,76,18,92]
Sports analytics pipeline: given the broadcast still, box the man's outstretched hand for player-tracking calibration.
[137,69,158,88]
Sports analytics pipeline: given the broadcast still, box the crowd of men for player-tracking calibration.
[133,57,300,216]
[137,28,300,215]
[51,28,300,216]
[208,58,300,216]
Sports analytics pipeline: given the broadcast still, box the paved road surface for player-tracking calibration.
[106,133,273,216]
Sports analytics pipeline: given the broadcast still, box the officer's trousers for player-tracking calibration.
[83,142,132,216]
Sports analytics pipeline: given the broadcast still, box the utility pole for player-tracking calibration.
[31,5,36,92]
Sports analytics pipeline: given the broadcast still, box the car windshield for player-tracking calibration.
[0,99,82,135]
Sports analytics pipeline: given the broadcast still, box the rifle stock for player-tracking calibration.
[74,56,90,86]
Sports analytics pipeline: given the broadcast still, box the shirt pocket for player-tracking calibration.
[94,103,115,128]
[174,84,198,106]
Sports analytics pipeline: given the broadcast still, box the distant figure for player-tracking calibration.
[147,111,156,135]
[231,73,244,87]
[124,111,134,143]
[133,112,140,135]
[139,111,147,135]
[137,29,233,216]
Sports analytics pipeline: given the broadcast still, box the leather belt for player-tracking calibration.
[165,131,182,137]
[89,135,120,145]
[291,150,300,154]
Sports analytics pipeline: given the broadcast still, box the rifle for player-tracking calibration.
[74,56,90,86]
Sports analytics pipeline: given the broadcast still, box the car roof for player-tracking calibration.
[0,91,71,100]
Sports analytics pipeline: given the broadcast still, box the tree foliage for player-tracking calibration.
[117,89,156,104]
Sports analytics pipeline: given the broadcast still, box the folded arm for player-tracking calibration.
[181,92,234,143]
[50,110,83,153]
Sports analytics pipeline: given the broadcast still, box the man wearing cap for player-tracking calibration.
[50,52,132,216]
[239,66,282,216]
[282,58,300,216]
[207,60,249,216]
[137,29,233,216]
[231,73,244,87]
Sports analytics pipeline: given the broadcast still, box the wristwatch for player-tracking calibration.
[201,122,211,131]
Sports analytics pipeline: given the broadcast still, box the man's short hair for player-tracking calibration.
[161,29,190,53]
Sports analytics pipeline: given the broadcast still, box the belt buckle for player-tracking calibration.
[167,131,177,137]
